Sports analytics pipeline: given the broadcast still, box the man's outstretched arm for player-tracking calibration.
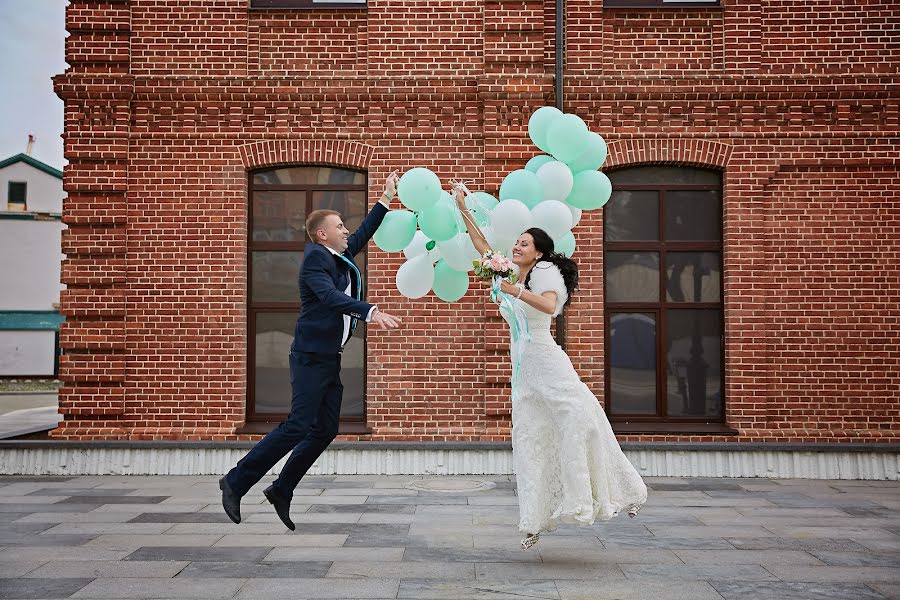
[347,170,398,257]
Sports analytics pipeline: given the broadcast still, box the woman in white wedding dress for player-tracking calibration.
[453,188,648,549]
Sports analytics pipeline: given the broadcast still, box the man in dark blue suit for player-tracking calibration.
[221,172,402,529]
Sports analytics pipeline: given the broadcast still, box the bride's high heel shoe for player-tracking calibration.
[520,533,540,550]
[627,504,642,519]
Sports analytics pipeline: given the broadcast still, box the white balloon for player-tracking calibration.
[436,233,478,272]
[482,225,516,256]
[396,254,435,299]
[567,203,582,228]
[531,200,574,240]
[491,199,532,241]
[535,161,574,201]
[403,230,441,262]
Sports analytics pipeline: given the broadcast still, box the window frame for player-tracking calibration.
[246,167,369,434]
[603,169,726,428]
[603,0,721,8]
[250,0,366,9]
[8,181,27,208]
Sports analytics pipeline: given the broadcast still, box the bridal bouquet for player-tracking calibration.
[473,250,518,284]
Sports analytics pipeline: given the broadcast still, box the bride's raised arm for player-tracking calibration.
[451,184,492,256]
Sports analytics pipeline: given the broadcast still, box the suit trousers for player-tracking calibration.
[226,350,343,499]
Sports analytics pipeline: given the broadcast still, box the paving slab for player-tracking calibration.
[213,533,348,547]
[397,578,560,599]
[620,563,778,581]
[766,565,900,583]
[710,581,889,600]
[674,549,825,566]
[124,546,271,563]
[71,576,246,599]
[25,559,189,578]
[236,576,400,598]
[0,577,93,599]
[868,583,900,599]
[810,550,900,568]
[0,560,45,577]
[555,579,724,600]
[176,560,332,578]
[326,560,474,579]
[264,547,405,562]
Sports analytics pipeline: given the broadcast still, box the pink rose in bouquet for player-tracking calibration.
[473,250,518,283]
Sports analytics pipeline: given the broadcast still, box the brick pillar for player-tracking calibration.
[52,0,133,438]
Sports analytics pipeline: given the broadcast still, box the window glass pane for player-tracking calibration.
[666,309,722,417]
[254,312,296,414]
[252,322,365,417]
[253,166,365,186]
[610,313,657,414]
[252,191,306,242]
[312,190,367,233]
[605,190,659,241]
[339,336,365,417]
[666,252,721,303]
[606,252,659,303]
[665,190,722,241]
[8,182,27,204]
[608,166,721,186]
[252,251,303,303]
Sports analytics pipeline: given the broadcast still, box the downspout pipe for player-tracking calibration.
[554,0,567,350]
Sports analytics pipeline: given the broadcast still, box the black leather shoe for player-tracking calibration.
[219,477,242,524]
[263,484,295,531]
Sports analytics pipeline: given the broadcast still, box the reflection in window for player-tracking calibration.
[606,252,660,303]
[665,252,720,303]
[666,309,722,417]
[610,313,657,414]
[666,190,722,241]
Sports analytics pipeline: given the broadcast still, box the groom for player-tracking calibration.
[220,172,402,530]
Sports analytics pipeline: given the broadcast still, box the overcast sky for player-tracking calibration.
[0,0,67,169]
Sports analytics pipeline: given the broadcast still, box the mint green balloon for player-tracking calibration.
[418,201,459,242]
[398,167,442,212]
[467,191,498,227]
[499,169,543,209]
[432,259,470,302]
[547,114,591,163]
[566,132,608,173]
[373,210,417,252]
[528,106,563,153]
[525,154,555,173]
[566,170,612,210]
[554,231,576,257]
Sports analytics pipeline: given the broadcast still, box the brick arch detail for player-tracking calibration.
[605,139,733,170]
[239,139,377,171]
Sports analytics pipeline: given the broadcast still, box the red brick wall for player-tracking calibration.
[53,0,900,442]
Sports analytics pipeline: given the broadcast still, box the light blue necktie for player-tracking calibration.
[336,253,363,344]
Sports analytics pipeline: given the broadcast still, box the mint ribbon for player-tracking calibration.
[492,275,530,401]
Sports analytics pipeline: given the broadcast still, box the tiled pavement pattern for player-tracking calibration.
[0,474,898,599]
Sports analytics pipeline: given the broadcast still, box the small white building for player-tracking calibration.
[0,153,65,376]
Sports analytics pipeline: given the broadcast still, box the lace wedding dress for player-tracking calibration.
[506,262,648,535]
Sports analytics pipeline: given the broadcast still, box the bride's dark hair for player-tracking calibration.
[522,227,579,307]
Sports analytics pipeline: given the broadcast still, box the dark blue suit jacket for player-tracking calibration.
[291,202,388,354]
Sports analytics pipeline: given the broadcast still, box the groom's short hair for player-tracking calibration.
[306,209,341,243]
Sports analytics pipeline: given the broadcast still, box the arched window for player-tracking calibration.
[248,166,368,432]
[604,166,724,428]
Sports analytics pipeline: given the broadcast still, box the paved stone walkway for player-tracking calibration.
[0,474,898,599]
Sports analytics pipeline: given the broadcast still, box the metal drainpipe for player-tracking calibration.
[554,0,567,350]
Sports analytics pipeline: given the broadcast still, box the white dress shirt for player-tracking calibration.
[324,245,378,346]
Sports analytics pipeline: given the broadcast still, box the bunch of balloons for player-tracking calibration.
[374,106,612,302]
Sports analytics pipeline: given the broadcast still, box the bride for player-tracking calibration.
[453,186,648,550]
